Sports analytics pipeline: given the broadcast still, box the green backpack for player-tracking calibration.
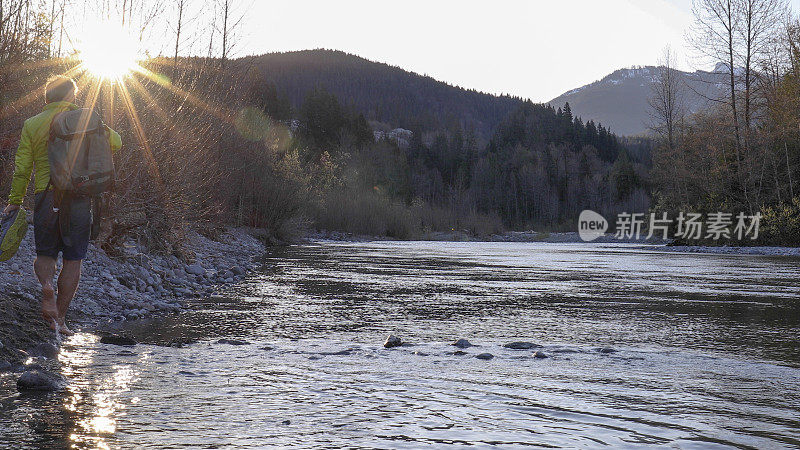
[0,207,28,262]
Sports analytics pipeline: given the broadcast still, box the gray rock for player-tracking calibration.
[503,341,541,350]
[186,264,204,276]
[597,347,617,354]
[222,270,234,279]
[29,342,59,359]
[231,266,244,276]
[0,359,12,372]
[475,353,494,360]
[384,334,402,348]
[118,275,135,289]
[99,334,137,346]
[224,278,233,283]
[532,351,548,359]
[453,338,472,348]
[17,370,63,391]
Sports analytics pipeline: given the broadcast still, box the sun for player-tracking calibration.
[77,22,142,81]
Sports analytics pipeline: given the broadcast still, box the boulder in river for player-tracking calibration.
[17,369,63,392]
[453,338,472,348]
[384,334,402,348]
[532,351,548,359]
[503,341,541,350]
[596,347,617,354]
[475,353,494,360]
[217,338,250,346]
[99,334,137,346]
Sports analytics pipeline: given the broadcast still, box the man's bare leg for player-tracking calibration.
[34,256,58,332]
[56,260,82,336]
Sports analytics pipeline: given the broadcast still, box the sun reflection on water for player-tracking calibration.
[58,333,141,448]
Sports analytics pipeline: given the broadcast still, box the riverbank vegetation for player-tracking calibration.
[2,0,798,251]
[648,0,800,246]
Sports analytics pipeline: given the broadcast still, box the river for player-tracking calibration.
[2,241,799,448]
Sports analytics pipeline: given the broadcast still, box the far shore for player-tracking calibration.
[304,230,800,257]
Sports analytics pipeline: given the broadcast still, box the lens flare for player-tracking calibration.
[77,22,141,81]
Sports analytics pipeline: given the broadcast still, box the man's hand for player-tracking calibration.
[3,204,20,216]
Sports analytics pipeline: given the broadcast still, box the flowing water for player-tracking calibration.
[2,241,800,448]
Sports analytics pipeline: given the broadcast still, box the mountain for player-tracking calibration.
[236,50,524,139]
[548,65,728,136]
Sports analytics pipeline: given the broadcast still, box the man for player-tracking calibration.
[2,76,122,335]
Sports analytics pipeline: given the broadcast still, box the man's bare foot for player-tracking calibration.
[57,319,74,336]
[41,285,59,331]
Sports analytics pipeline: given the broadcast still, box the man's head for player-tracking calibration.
[45,76,77,104]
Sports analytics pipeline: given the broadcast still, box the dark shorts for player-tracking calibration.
[34,191,92,261]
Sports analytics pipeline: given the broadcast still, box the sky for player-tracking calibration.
[225,0,800,102]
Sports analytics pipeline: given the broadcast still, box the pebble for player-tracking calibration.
[186,264,205,276]
[28,342,59,359]
[384,334,402,348]
[475,353,494,360]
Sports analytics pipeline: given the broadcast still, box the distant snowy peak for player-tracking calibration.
[712,62,746,76]
[548,63,731,136]
[601,66,659,85]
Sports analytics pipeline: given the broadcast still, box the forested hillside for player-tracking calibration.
[236,50,523,139]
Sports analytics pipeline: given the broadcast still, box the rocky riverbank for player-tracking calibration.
[0,226,265,369]
[645,244,800,257]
